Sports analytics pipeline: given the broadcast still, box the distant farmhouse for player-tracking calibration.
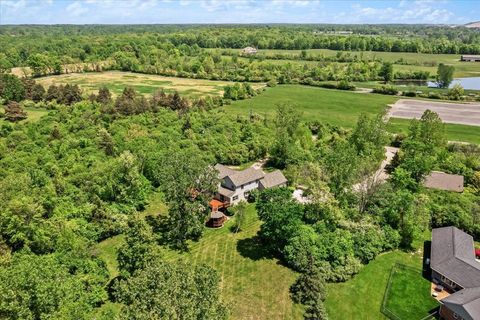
[208,164,287,227]
[423,171,464,193]
[430,226,480,320]
[241,46,258,55]
[461,55,480,62]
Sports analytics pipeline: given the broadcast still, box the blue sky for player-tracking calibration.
[0,0,478,25]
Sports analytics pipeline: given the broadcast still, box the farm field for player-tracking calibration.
[227,85,398,128]
[35,71,264,98]
[212,48,480,78]
[326,234,430,320]
[94,200,303,320]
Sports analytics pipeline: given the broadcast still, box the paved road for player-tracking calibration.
[388,99,480,127]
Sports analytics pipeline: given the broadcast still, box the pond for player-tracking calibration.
[393,77,480,90]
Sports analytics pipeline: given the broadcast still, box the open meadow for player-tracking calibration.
[36,71,264,98]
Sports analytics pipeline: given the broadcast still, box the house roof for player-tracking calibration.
[441,288,480,320]
[214,164,238,180]
[424,171,464,192]
[431,226,480,289]
[259,170,287,189]
[228,167,265,187]
[217,185,235,197]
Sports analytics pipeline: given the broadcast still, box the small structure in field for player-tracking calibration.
[241,46,258,55]
[423,171,464,192]
[461,55,480,62]
[207,164,287,227]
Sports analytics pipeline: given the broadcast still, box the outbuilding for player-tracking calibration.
[461,55,480,62]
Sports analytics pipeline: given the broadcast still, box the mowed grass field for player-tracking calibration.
[213,48,480,78]
[36,71,264,98]
[162,204,304,320]
[227,85,398,128]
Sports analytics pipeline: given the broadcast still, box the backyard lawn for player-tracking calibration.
[382,264,439,320]
[93,199,303,320]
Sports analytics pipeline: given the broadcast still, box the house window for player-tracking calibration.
[233,196,238,201]
[241,185,244,189]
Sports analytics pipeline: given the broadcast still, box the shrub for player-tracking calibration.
[372,85,398,95]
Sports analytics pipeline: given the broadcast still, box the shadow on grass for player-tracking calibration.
[423,240,432,281]
[236,236,277,261]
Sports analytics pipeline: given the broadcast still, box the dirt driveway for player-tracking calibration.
[388,99,480,127]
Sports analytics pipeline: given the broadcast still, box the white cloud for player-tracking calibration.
[66,1,89,16]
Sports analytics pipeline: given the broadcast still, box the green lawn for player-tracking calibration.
[387,118,480,145]
[383,264,439,320]
[326,247,428,320]
[227,85,398,128]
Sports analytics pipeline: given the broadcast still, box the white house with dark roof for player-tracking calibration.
[213,163,287,206]
[431,226,480,320]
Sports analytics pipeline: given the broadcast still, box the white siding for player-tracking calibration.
[229,180,260,205]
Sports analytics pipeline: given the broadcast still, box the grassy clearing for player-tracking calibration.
[0,107,48,124]
[36,71,264,98]
[383,264,438,320]
[227,85,398,128]
[387,118,480,145]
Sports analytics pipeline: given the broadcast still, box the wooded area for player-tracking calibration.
[0,23,479,320]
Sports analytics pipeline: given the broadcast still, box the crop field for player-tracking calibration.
[227,85,398,128]
[36,71,264,98]
[212,48,480,78]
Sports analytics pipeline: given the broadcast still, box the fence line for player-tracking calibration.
[381,263,433,320]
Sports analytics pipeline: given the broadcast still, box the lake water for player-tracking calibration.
[394,77,480,90]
